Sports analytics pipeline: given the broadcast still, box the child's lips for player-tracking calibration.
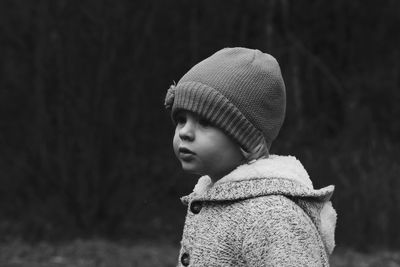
[178,147,196,160]
[179,147,195,155]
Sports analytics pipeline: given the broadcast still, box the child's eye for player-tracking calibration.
[176,114,186,125]
[199,117,211,127]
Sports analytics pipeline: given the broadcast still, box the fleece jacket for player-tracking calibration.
[177,155,337,267]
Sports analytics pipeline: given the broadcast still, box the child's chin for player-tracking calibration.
[181,162,202,175]
[181,166,198,174]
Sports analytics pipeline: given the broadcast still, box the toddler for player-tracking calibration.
[164,47,337,266]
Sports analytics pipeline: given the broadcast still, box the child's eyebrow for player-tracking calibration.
[177,110,197,117]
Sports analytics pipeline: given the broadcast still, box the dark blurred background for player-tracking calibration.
[0,0,399,251]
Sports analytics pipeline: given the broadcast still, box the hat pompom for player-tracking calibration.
[164,84,176,110]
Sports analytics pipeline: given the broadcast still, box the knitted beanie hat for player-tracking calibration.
[164,47,286,156]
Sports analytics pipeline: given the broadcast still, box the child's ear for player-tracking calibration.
[240,147,251,162]
[240,140,269,163]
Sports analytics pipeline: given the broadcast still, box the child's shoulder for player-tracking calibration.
[243,194,299,211]
[241,194,312,225]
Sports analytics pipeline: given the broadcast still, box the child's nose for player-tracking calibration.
[179,121,195,141]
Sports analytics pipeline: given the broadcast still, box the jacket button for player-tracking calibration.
[190,201,202,214]
[181,252,190,266]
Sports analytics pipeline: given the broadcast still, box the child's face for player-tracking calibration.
[173,110,244,181]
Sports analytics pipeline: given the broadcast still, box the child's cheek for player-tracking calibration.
[172,132,180,157]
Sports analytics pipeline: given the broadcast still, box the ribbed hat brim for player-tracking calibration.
[171,81,265,152]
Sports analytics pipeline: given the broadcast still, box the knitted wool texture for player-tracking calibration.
[164,47,286,154]
[177,155,337,267]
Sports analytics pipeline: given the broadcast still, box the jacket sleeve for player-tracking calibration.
[241,197,328,267]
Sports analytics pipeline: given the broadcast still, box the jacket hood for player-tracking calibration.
[182,155,337,255]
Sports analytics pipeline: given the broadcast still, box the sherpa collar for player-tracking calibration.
[216,155,312,187]
[182,155,333,203]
